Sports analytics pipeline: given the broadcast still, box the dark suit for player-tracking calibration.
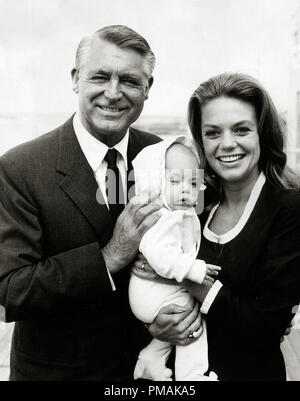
[199,181,300,381]
[0,116,161,380]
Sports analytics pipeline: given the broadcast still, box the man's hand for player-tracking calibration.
[102,190,162,274]
[148,300,202,346]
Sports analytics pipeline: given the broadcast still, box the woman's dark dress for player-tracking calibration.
[199,180,300,381]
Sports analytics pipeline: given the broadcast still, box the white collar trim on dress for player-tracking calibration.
[203,172,266,244]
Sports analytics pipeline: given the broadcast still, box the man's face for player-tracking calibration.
[72,38,152,143]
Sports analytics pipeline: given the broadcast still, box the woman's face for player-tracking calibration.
[201,96,260,186]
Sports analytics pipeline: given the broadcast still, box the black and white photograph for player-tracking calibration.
[0,0,300,384]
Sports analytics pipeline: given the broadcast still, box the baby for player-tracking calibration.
[129,136,219,381]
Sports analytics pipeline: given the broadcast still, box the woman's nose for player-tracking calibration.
[220,131,236,149]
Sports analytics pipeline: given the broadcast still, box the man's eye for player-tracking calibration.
[91,75,108,82]
[122,79,140,87]
[191,182,198,187]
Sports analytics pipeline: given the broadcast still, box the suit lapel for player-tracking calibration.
[56,118,113,247]
[127,127,152,163]
[55,122,154,245]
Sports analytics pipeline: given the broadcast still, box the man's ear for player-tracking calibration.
[71,67,80,94]
[144,76,154,100]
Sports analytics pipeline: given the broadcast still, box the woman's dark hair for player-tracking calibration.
[187,72,299,195]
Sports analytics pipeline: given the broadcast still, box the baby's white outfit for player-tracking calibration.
[129,136,211,381]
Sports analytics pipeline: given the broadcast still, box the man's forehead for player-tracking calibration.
[89,38,143,62]
[84,38,149,75]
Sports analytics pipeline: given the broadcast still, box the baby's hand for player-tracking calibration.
[206,263,221,276]
[203,264,221,285]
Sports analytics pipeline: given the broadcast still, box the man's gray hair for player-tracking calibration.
[75,25,156,77]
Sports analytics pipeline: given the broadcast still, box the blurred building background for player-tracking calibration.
[1,0,300,166]
[287,5,300,173]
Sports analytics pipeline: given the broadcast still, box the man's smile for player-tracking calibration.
[98,105,128,113]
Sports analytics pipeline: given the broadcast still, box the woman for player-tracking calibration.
[135,73,300,381]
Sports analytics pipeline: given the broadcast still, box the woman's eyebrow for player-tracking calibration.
[233,120,255,127]
[202,124,220,129]
[202,120,255,129]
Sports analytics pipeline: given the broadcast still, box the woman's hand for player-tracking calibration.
[131,253,176,284]
[148,299,202,346]
[183,279,213,304]
[131,253,158,281]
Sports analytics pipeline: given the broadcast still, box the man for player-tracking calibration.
[0,25,200,381]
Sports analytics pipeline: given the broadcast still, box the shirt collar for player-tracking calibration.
[73,112,129,172]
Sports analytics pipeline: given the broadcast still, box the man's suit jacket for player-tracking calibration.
[0,116,161,380]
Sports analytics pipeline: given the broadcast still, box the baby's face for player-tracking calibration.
[164,144,201,211]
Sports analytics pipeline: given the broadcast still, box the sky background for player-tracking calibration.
[0,0,299,132]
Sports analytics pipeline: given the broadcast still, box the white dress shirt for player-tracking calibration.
[73,113,129,208]
[73,113,130,291]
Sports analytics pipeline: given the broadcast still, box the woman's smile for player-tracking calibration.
[216,154,245,164]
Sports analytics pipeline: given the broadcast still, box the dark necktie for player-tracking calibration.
[104,148,125,223]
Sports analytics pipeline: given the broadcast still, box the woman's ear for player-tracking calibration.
[71,67,80,94]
